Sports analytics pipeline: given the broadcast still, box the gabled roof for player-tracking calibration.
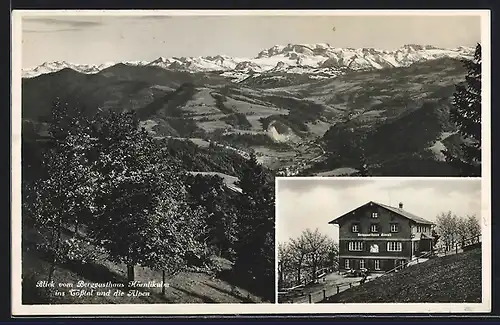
[374,202,434,225]
[328,201,434,225]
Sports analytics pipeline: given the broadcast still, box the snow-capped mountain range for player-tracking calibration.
[22,43,474,79]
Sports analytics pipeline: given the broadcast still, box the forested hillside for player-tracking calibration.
[22,101,275,303]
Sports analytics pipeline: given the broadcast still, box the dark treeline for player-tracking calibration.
[22,99,275,302]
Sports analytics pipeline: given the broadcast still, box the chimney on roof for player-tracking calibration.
[399,202,404,209]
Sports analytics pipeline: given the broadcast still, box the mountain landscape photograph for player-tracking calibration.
[20,14,483,179]
[13,10,486,312]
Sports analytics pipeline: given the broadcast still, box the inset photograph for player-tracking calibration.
[12,8,490,316]
[277,177,486,304]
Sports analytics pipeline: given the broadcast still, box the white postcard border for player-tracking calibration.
[11,9,491,316]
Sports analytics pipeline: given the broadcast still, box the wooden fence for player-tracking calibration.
[314,234,482,303]
[435,234,482,257]
[279,234,482,303]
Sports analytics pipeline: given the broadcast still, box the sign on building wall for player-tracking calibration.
[357,233,392,237]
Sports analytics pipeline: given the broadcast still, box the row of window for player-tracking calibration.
[348,241,403,252]
[415,225,431,233]
[351,223,399,233]
[345,259,375,270]
[344,259,406,270]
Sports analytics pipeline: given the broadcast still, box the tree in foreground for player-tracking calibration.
[185,174,238,259]
[443,43,482,176]
[149,194,207,295]
[278,229,338,288]
[466,215,481,241]
[278,243,292,289]
[435,211,459,251]
[233,153,275,301]
[86,111,204,284]
[295,228,338,284]
[289,235,308,286]
[435,211,481,251]
[23,99,96,283]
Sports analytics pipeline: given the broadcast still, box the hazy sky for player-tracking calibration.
[20,13,482,68]
[276,178,482,244]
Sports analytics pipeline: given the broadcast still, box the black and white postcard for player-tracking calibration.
[11,9,490,315]
[276,177,489,312]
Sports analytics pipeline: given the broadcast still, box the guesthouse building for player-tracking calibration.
[329,201,435,272]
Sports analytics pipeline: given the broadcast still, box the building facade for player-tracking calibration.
[329,201,435,272]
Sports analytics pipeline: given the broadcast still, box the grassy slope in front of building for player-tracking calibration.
[321,248,482,303]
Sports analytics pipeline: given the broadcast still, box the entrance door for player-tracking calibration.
[421,239,430,252]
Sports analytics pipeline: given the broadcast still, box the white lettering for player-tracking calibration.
[357,233,392,237]
[69,289,95,297]
[35,280,55,288]
[127,290,150,297]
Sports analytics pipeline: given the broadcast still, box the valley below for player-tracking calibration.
[22,43,473,177]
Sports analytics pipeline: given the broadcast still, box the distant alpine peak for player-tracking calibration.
[151,56,169,63]
[22,43,475,78]
[41,61,68,66]
[258,42,473,55]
